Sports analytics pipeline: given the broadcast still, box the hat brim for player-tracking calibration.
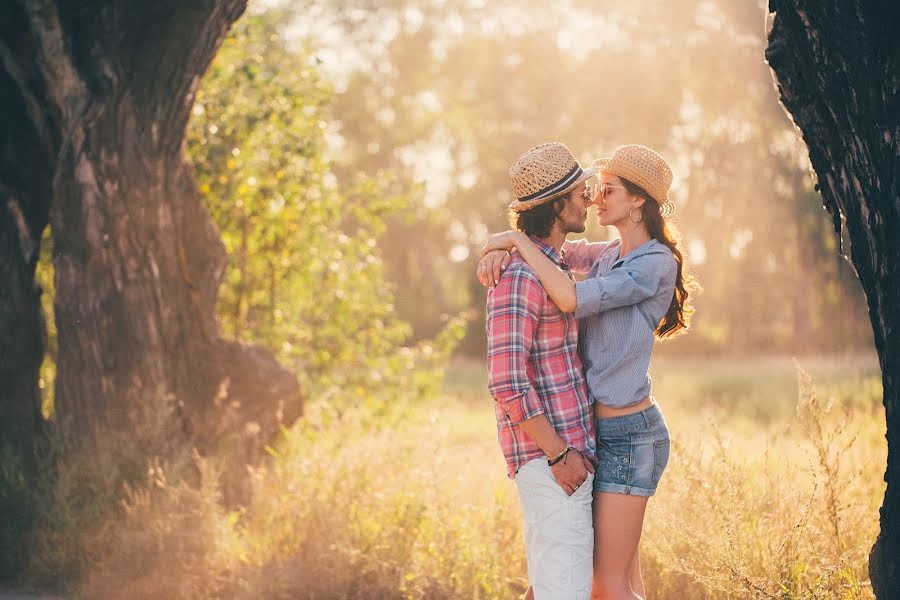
[508,166,596,212]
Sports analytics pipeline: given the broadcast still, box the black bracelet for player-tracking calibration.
[547,446,571,466]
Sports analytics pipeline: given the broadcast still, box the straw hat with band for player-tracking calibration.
[593,144,676,217]
[508,142,596,212]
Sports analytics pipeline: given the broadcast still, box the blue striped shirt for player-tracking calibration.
[572,238,677,408]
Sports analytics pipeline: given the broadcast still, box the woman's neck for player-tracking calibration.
[615,223,652,258]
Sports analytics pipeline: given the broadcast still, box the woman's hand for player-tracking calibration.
[480,230,524,256]
[476,250,511,287]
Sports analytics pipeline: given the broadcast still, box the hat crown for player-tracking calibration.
[595,144,675,216]
[509,142,580,201]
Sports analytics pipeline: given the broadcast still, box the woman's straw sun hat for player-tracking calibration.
[593,144,676,217]
[508,142,596,212]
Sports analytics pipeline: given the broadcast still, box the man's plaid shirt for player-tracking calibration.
[486,236,596,478]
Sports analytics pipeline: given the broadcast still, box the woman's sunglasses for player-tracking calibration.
[582,183,627,200]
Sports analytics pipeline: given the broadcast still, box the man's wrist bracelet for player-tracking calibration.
[547,446,571,466]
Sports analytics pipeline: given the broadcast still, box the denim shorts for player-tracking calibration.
[592,403,671,497]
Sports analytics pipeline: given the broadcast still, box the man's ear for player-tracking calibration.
[553,195,569,218]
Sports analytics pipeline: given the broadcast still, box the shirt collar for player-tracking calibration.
[529,235,568,269]
[610,238,665,265]
[626,238,663,259]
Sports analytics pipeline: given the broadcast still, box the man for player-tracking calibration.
[485,142,597,600]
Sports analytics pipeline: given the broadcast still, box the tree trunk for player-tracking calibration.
[0,2,57,473]
[0,1,302,464]
[766,2,900,597]
[0,193,46,475]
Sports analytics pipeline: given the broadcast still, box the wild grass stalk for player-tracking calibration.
[0,357,883,599]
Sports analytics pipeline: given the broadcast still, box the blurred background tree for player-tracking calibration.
[30,0,873,420]
[272,0,871,357]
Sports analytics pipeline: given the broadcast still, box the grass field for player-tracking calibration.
[18,354,886,599]
[438,354,885,599]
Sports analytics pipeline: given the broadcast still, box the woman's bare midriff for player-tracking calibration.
[594,395,655,419]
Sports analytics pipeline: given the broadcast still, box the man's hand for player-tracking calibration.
[477,250,511,287]
[513,415,594,496]
[550,449,595,496]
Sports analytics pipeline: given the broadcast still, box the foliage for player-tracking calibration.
[33,226,55,419]
[186,12,455,395]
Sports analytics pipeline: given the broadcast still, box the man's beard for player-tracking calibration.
[565,217,587,234]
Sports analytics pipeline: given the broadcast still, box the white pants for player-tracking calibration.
[514,458,594,600]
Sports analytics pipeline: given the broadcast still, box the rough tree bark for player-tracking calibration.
[0,1,302,467]
[766,2,899,597]
[0,1,59,471]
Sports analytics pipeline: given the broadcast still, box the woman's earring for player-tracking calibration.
[629,207,644,223]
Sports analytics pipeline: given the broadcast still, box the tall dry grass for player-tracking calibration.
[4,355,885,599]
[646,365,880,599]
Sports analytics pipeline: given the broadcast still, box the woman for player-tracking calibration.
[477,144,695,600]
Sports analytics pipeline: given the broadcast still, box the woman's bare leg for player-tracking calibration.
[523,586,534,600]
[591,492,648,600]
[628,547,645,598]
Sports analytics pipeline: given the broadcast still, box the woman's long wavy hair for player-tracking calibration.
[621,178,698,338]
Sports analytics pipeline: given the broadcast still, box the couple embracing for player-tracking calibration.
[481,142,695,600]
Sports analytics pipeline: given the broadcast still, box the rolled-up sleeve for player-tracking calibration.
[486,267,545,423]
[574,252,674,319]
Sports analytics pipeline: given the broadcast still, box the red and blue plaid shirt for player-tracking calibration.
[486,236,596,478]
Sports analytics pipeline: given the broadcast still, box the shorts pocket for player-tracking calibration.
[651,439,670,486]
[598,436,632,486]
